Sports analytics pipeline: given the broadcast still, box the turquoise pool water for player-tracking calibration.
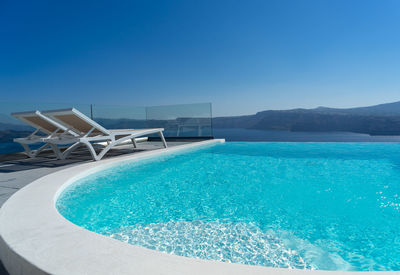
[56,142,400,271]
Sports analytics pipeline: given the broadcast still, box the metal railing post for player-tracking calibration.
[210,102,214,138]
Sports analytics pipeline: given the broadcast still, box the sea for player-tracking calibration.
[1,128,400,154]
[212,128,400,142]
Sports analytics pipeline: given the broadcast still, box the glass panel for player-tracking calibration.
[0,102,213,154]
[145,103,212,137]
[91,104,147,129]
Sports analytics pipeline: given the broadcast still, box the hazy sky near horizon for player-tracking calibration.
[1,0,400,116]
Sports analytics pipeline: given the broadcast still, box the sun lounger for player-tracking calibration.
[11,110,78,158]
[42,108,168,161]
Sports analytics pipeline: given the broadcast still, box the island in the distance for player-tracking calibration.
[213,101,400,135]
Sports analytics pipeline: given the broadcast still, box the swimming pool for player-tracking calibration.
[56,142,400,271]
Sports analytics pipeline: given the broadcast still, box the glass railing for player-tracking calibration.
[92,104,147,129]
[145,103,212,137]
[0,102,213,154]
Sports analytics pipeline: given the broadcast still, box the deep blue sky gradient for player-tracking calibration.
[1,0,400,116]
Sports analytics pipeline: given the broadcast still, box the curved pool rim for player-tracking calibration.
[0,139,395,275]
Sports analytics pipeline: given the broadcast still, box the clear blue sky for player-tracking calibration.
[1,0,400,116]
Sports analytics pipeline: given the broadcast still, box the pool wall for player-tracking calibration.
[0,139,396,275]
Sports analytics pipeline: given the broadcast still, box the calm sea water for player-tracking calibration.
[57,142,400,271]
[1,129,399,154]
[213,128,400,142]
[0,142,23,154]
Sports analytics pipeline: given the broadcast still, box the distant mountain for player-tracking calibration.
[309,101,400,116]
[213,101,400,135]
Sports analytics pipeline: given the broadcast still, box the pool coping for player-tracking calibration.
[0,139,394,275]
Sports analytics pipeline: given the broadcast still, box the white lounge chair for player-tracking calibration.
[42,108,168,161]
[11,110,78,158]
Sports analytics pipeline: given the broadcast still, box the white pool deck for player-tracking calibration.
[0,139,396,275]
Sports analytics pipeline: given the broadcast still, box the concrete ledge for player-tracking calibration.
[0,139,394,275]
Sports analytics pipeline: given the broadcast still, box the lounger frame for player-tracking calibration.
[43,108,168,161]
[11,111,76,158]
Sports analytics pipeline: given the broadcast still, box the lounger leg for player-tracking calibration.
[62,142,82,160]
[96,142,116,161]
[81,141,101,161]
[19,142,48,158]
[158,131,168,148]
[20,143,35,158]
[49,144,63,159]
[131,138,137,148]
[97,135,138,161]
[34,143,51,157]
